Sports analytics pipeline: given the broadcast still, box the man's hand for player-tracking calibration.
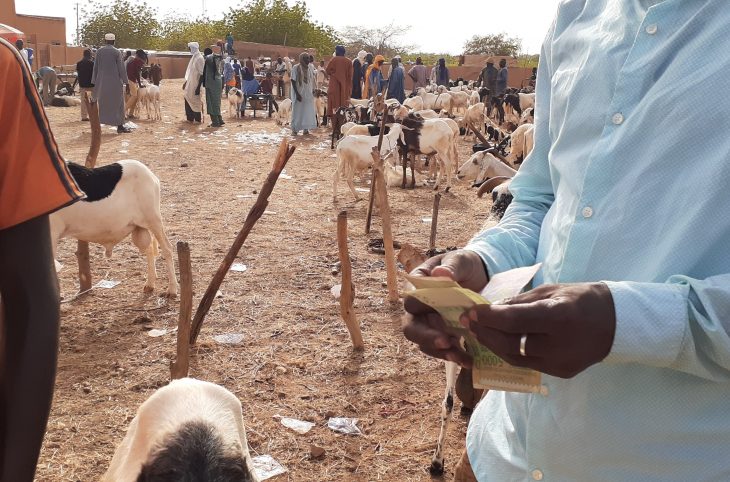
[402,250,489,367]
[460,283,616,378]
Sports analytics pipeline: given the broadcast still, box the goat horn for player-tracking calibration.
[477,176,512,198]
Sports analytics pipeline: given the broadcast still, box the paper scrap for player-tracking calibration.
[327,417,362,435]
[422,217,432,223]
[230,263,248,272]
[279,170,293,180]
[252,455,287,480]
[274,415,315,434]
[330,284,342,300]
[148,328,169,337]
[95,279,120,289]
[355,187,370,193]
[213,333,244,345]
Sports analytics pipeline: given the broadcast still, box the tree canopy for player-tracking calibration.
[80,0,160,48]
[463,33,522,57]
[338,22,415,58]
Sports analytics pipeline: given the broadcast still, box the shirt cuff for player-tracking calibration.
[603,280,689,367]
[464,238,515,279]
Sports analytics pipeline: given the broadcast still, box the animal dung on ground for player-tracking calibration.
[213,333,244,345]
[327,417,362,435]
[95,279,121,289]
[274,415,315,434]
[310,444,326,459]
[230,262,248,272]
[252,455,287,481]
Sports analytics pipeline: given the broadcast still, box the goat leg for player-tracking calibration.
[430,361,459,475]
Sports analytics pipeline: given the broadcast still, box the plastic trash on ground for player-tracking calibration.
[95,279,120,289]
[213,333,244,345]
[327,417,362,435]
[330,284,342,300]
[252,455,287,480]
[274,415,315,434]
[230,263,248,272]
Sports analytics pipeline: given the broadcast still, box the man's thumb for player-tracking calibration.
[431,252,467,282]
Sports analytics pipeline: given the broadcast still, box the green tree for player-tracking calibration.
[462,33,522,57]
[155,15,225,51]
[225,0,339,56]
[80,0,160,49]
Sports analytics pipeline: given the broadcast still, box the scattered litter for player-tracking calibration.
[329,154,337,158]
[147,328,176,338]
[252,455,287,481]
[230,263,248,272]
[236,194,254,199]
[233,131,285,145]
[164,151,174,155]
[118,150,128,154]
[330,284,342,300]
[303,183,318,191]
[215,290,224,298]
[355,187,370,193]
[213,333,244,345]
[279,170,293,180]
[422,217,433,223]
[274,415,315,434]
[95,279,120,289]
[228,168,235,172]
[263,211,277,215]
[327,417,362,435]
[123,121,138,129]
[162,136,175,140]
[120,141,129,148]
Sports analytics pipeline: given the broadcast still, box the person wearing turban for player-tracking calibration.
[183,42,204,123]
[325,45,353,119]
[290,52,317,135]
[364,54,386,99]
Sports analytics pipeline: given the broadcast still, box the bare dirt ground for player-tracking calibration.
[36,79,494,481]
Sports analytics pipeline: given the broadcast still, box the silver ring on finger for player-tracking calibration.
[519,334,528,357]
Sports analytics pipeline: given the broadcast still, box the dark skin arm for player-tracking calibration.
[403,249,617,378]
[0,215,61,481]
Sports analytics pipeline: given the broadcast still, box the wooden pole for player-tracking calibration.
[336,211,364,350]
[189,140,296,344]
[365,94,388,234]
[429,193,441,252]
[171,241,193,380]
[76,90,101,292]
[371,147,399,302]
[467,120,490,147]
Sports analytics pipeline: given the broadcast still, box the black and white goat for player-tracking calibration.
[51,160,178,296]
[103,378,259,482]
[478,176,514,219]
[398,114,457,190]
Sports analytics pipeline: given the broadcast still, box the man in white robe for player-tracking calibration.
[183,42,205,123]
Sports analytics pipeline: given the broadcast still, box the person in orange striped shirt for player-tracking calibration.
[0,36,84,481]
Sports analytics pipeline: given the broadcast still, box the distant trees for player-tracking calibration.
[80,0,160,48]
[338,22,415,58]
[463,33,522,57]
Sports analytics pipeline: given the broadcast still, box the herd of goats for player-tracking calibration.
[49,76,538,480]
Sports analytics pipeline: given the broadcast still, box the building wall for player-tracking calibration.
[231,40,315,61]
[13,14,66,45]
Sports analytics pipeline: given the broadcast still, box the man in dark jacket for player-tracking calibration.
[76,48,94,121]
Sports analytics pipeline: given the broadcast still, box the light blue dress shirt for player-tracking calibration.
[464,1,730,480]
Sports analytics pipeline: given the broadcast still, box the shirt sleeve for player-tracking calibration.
[0,39,83,230]
[464,24,556,276]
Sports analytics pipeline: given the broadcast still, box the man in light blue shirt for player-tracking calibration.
[404,1,730,480]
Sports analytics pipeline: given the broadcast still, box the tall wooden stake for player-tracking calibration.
[429,193,441,252]
[365,94,388,234]
[336,211,364,350]
[371,147,399,302]
[467,120,490,147]
[189,140,296,344]
[77,90,102,292]
[171,241,193,380]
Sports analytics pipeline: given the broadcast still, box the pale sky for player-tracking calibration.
[15,0,560,55]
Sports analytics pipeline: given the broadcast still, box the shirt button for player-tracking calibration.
[532,469,544,480]
[645,24,658,35]
[612,112,624,125]
[582,206,593,218]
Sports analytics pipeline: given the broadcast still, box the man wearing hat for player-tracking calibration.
[92,33,130,133]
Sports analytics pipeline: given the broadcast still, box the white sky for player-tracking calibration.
[15,0,560,54]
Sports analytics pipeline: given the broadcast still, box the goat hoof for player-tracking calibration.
[429,460,445,475]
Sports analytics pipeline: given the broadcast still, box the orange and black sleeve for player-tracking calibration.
[0,37,84,231]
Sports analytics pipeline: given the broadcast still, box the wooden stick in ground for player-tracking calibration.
[371,146,399,302]
[429,193,442,252]
[76,90,102,292]
[365,94,388,234]
[189,139,296,344]
[467,120,490,147]
[336,211,364,350]
[171,241,193,380]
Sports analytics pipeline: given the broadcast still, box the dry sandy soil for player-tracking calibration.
[36,79,495,481]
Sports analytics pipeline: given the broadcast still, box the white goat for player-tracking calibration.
[461,102,486,140]
[333,124,403,201]
[103,378,259,482]
[468,90,481,106]
[403,95,423,111]
[456,149,517,185]
[228,87,243,118]
[51,160,178,296]
[147,84,161,121]
[506,123,535,164]
[418,88,452,115]
[275,98,292,126]
[438,86,468,116]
